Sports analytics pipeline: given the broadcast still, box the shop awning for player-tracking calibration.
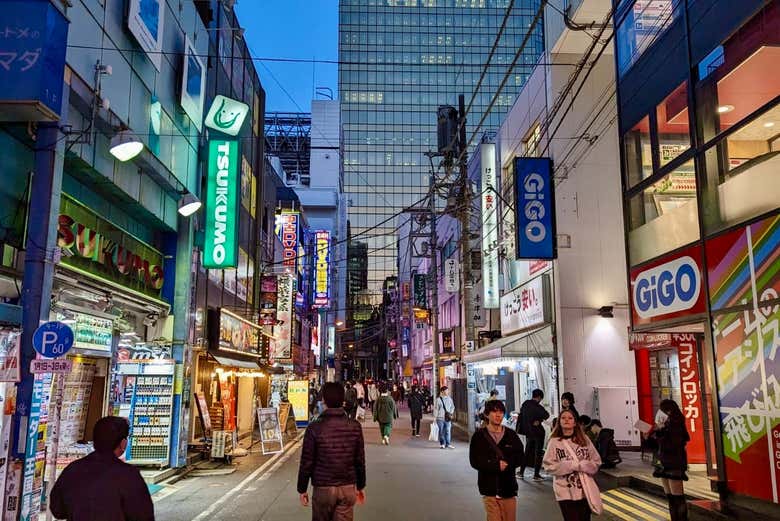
[463,325,554,364]
[210,353,261,369]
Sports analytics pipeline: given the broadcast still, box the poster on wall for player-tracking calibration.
[180,35,206,132]
[287,380,309,426]
[271,275,293,362]
[706,214,780,503]
[0,331,20,383]
[127,0,165,71]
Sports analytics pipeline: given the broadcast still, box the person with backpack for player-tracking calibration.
[434,386,456,449]
[543,409,603,521]
[373,383,398,445]
[515,388,550,481]
[469,400,525,521]
[589,419,622,469]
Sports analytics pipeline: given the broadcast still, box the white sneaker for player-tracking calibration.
[381,437,387,445]
[386,436,390,445]
[447,445,455,449]
[440,445,445,449]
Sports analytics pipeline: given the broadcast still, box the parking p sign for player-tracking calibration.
[32,321,74,358]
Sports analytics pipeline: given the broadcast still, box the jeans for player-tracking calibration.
[312,485,358,521]
[521,437,544,476]
[411,416,421,435]
[436,419,452,446]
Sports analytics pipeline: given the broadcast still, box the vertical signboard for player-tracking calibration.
[313,230,330,308]
[481,144,500,308]
[413,274,427,309]
[271,275,294,362]
[444,259,458,293]
[287,380,309,425]
[204,140,240,269]
[514,157,556,260]
[275,211,299,272]
[259,276,278,326]
[676,335,706,463]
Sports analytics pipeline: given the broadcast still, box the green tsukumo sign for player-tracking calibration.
[204,140,240,269]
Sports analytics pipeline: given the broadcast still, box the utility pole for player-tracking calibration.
[457,94,474,362]
[428,166,441,400]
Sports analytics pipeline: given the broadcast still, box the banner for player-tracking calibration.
[514,157,556,260]
[481,143,500,308]
[313,230,330,308]
[287,380,309,425]
[271,275,294,362]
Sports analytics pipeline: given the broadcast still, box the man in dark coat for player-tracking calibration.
[50,416,155,521]
[469,400,524,521]
[515,388,550,481]
[344,381,358,420]
[407,385,425,437]
[298,382,366,521]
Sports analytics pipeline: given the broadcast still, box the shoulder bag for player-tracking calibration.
[440,397,452,422]
[561,440,604,515]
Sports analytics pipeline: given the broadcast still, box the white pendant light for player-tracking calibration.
[109,129,144,162]
[178,192,202,217]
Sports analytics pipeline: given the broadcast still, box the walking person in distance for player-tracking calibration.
[407,384,425,437]
[434,386,456,449]
[516,388,550,481]
[298,382,366,521]
[543,409,603,521]
[344,381,358,420]
[373,383,398,445]
[469,400,525,521]
[50,416,155,521]
[646,399,690,521]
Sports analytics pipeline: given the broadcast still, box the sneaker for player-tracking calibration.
[415,433,421,437]
[440,445,446,449]
[532,474,544,481]
[447,445,455,449]
[381,437,387,445]
[386,436,391,445]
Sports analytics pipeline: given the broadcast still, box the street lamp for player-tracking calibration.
[109,128,143,162]
[177,193,202,217]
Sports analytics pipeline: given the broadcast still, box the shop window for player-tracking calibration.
[627,161,699,264]
[700,102,780,234]
[695,3,780,144]
[623,116,652,186]
[616,0,682,76]
[656,81,690,166]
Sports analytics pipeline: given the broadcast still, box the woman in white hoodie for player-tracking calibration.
[543,409,602,521]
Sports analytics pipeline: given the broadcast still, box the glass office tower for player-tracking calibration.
[338,0,544,299]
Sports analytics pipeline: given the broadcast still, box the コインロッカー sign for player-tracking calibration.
[57,196,165,297]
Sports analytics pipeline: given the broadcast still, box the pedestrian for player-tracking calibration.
[469,400,524,521]
[298,382,366,521]
[516,388,550,481]
[391,383,401,405]
[561,392,579,419]
[421,386,432,414]
[407,385,425,437]
[589,419,622,469]
[50,416,155,521]
[434,386,456,449]
[543,409,603,521]
[646,399,690,521]
[355,379,366,408]
[344,381,358,420]
[367,380,379,412]
[373,383,398,444]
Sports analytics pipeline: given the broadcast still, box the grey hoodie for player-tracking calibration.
[434,395,455,421]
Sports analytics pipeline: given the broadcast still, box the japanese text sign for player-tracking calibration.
[676,334,705,462]
[0,1,69,119]
[30,359,72,374]
[275,211,299,272]
[413,273,427,309]
[501,274,551,336]
[313,230,330,308]
[445,258,458,293]
[481,144,500,308]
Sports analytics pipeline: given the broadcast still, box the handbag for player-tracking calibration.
[429,421,439,441]
[440,397,453,422]
[561,440,604,515]
[356,405,366,421]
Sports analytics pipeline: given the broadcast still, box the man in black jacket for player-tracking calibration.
[516,388,550,481]
[50,416,155,521]
[298,382,366,521]
[469,400,524,521]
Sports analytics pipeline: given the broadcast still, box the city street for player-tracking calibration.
[153,412,668,521]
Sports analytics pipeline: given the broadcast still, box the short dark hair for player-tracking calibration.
[323,382,345,408]
[93,416,130,453]
[378,383,388,393]
[561,392,575,404]
[489,389,499,396]
[589,419,603,428]
[440,386,448,394]
[532,389,544,399]
[578,415,592,426]
[484,400,506,414]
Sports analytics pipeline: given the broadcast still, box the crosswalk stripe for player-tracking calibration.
[608,489,671,518]
[601,493,663,521]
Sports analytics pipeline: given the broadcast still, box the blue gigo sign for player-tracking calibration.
[514,157,557,260]
[32,321,74,358]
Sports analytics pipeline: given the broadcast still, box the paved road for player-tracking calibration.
[154,412,664,520]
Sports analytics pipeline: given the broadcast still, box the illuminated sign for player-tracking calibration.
[413,274,427,309]
[204,95,249,136]
[275,211,299,272]
[271,275,294,362]
[204,140,240,269]
[514,157,557,260]
[314,230,330,308]
[481,143,500,308]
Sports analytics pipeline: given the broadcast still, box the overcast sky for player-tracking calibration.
[236,1,339,113]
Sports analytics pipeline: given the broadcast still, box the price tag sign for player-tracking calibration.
[32,321,74,358]
[30,359,73,374]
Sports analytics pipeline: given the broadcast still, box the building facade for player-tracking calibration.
[338,0,545,299]
[616,0,780,510]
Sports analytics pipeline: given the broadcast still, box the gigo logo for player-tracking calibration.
[523,172,547,243]
[633,256,701,319]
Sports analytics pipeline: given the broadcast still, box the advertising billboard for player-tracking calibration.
[271,275,294,362]
[481,144,500,308]
[500,274,552,336]
[204,140,240,269]
[514,157,556,260]
[314,230,330,308]
[275,211,299,272]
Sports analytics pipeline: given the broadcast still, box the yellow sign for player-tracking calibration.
[287,379,309,423]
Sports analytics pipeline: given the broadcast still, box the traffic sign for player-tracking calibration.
[30,359,73,374]
[32,321,74,358]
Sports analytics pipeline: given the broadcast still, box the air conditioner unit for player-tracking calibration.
[285,172,299,186]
